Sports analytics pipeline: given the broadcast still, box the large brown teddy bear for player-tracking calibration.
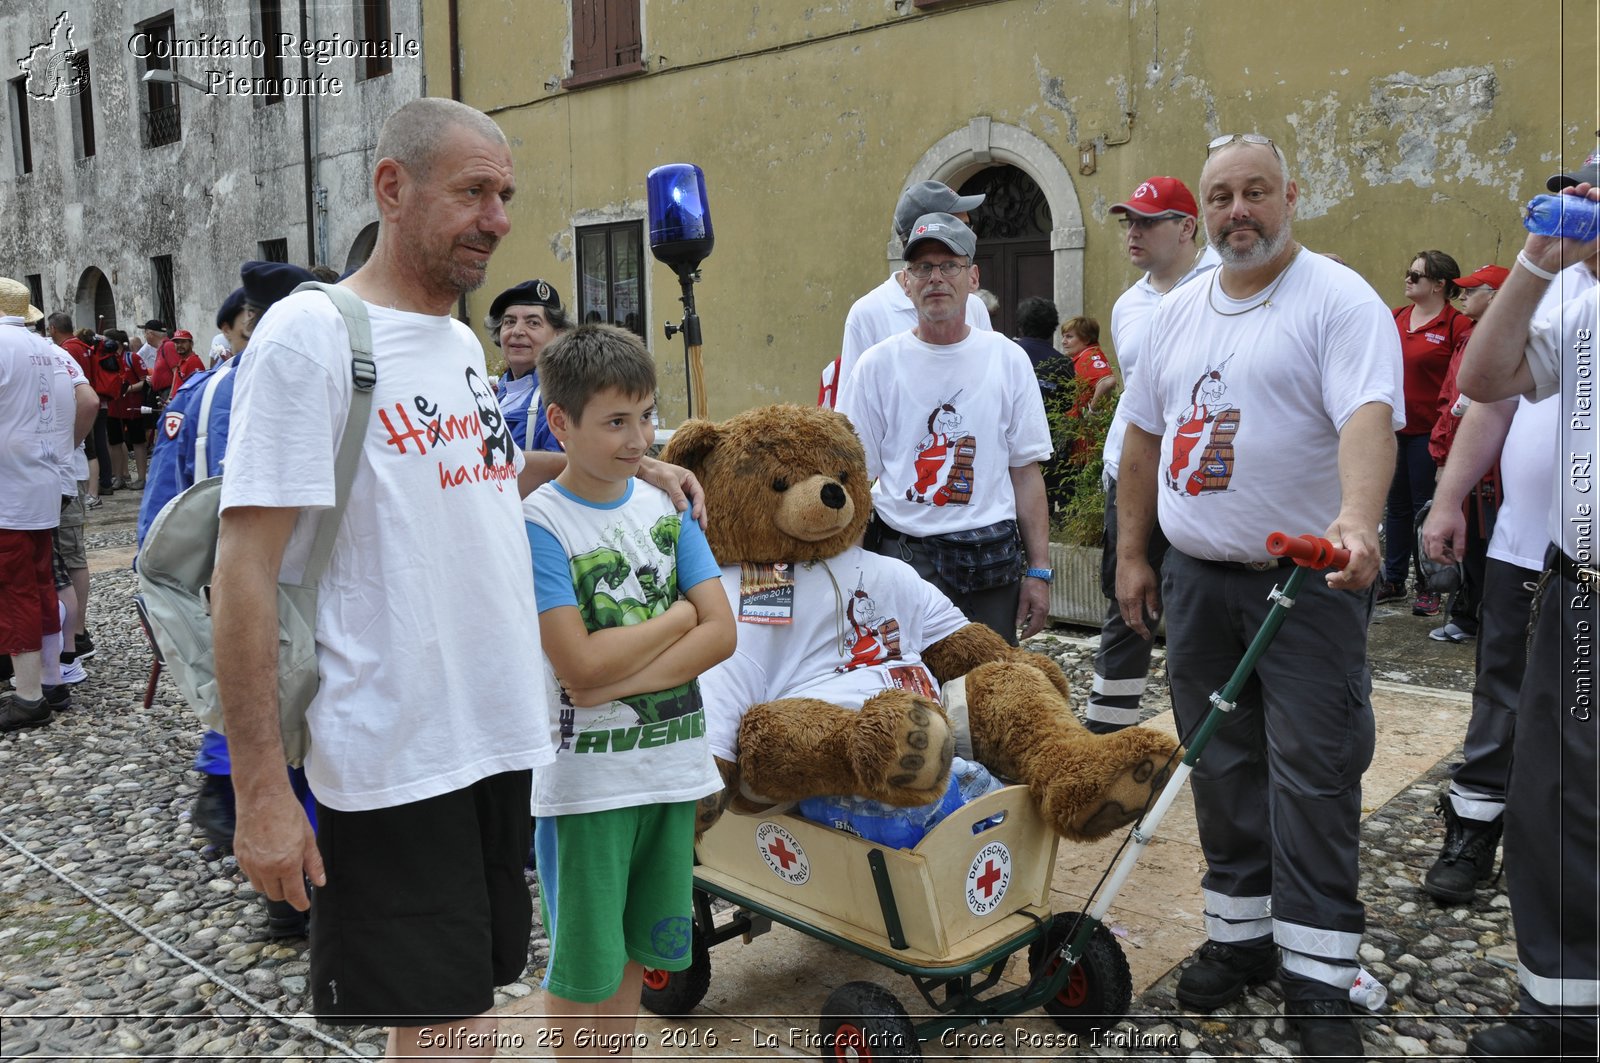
[663,403,1181,843]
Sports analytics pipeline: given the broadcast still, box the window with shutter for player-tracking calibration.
[564,0,644,89]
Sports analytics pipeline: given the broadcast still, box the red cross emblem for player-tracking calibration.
[767,837,797,870]
[976,859,1003,898]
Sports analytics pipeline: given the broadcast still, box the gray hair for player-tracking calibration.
[374,98,506,183]
[1202,136,1292,190]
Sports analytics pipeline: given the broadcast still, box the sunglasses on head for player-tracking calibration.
[1207,132,1277,154]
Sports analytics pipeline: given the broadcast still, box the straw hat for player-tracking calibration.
[0,277,43,324]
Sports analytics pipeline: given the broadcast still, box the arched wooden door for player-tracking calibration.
[959,166,1053,338]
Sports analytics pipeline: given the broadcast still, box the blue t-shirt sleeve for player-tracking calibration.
[674,514,721,590]
[526,521,578,613]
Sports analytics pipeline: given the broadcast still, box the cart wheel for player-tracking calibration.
[639,924,711,1017]
[1026,911,1132,1035]
[819,981,921,1061]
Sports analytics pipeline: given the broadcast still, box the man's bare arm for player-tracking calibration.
[1114,425,1163,637]
[1325,401,1395,591]
[1421,398,1515,564]
[1009,462,1050,639]
[1459,185,1600,402]
[211,505,325,910]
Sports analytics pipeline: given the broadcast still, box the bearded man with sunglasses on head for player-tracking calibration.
[1115,132,1402,1061]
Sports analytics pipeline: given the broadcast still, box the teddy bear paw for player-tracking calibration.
[848,692,954,803]
[1044,729,1183,842]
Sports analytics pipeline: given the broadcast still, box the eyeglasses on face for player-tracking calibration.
[1207,132,1277,154]
[1119,214,1183,231]
[1404,271,1431,284]
[904,260,972,280]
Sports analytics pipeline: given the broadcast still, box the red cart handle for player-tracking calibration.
[1265,532,1351,571]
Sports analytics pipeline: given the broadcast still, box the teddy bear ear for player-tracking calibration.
[660,418,720,475]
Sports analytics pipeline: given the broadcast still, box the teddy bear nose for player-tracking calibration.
[821,483,846,510]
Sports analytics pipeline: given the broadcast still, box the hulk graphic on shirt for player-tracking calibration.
[567,513,702,723]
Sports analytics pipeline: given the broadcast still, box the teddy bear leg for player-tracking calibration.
[695,758,737,837]
[962,662,1183,843]
[736,694,953,808]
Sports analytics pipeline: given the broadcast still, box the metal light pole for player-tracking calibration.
[647,164,715,420]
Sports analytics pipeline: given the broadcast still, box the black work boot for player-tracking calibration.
[192,773,237,850]
[1424,797,1503,904]
[264,898,310,939]
[1292,997,1367,1062]
[1468,1014,1599,1060]
[1176,938,1278,1010]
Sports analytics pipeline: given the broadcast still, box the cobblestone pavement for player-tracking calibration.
[1,490,1509,1059]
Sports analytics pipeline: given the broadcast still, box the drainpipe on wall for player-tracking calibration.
[299,0,316,265]
[449,0,466,323]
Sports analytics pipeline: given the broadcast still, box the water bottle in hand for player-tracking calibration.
[1523,194,1600,242]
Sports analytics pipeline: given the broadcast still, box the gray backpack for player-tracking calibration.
[135,283,375,766]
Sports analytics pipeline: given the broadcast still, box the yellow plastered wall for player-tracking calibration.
[421,0,1598,423]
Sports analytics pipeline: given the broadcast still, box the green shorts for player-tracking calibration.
[534,801,697,1004]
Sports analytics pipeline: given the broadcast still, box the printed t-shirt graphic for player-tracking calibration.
[1166,355,1239,494]
[908,392,975,506]
[375,363,519,491]
[838,574,904,673]
[567,511,698,723]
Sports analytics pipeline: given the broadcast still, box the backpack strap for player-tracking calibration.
[293,281,378,590]
[193,364,235,478]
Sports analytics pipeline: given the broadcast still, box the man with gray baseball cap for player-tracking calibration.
[820,181,994,407]
[837,212,1054,644]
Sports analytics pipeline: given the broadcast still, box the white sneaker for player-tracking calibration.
[12,661,90,686]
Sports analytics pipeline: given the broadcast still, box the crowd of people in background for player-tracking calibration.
[3,92,1596,1062]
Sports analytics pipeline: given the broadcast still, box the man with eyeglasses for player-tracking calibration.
[1085,176,1218,734]
[1115,133,1402,1061]
[819,181,993,408]
[1452,158,1600,1063]
[837,213,1053,645]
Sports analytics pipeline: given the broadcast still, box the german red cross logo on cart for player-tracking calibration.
[965,841,1012,916]
[755,822,810,886]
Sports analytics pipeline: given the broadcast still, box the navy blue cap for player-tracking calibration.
[216,287,247,328]
[241,260,317,311]
[489,278,562,320]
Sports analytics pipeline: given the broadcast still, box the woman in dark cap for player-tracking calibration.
[485,278,570,451]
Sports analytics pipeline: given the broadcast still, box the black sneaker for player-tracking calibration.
[1292,997,1366,1062]
[192,773,237,850]
[73,633,95,661]
[0,694,52,733]
[1424,798,1502,904]
[1375,579,1408,604]
[1176,938,1279,1010]
[41,685,71,712]
[1468,1014,1598,1060]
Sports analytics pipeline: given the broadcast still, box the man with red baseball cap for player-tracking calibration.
[167,330,205,398]
[1084,177,1219,733]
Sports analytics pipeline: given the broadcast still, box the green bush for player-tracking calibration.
[1040,368,1117,548]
